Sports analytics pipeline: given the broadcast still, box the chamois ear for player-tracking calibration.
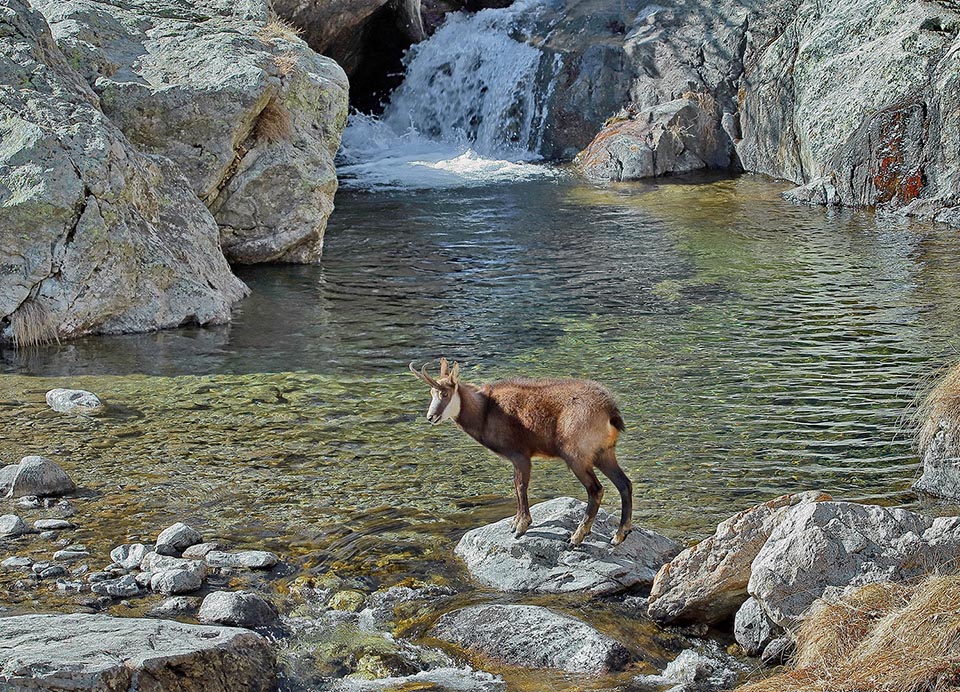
[450,361,460,383]
[439,357,449,377]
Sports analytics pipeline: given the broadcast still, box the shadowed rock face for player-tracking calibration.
[33,0,349,265]
[0,613,276,691]
[0,0,248,345]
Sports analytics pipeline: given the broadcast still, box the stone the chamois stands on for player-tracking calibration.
[410,358,633,545]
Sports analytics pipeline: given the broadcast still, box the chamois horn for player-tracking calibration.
[409,361,442,388]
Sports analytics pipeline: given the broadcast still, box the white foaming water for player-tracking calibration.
[338,0,562,190]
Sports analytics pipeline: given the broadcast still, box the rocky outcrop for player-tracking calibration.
[0,613,276,691]
[432,604,630,674]
[914,422,960,500]
[0,0,248,345]
[34,0,350,264]
[738,0,960,221]
[647,491,830,624]
[455,497,679,595]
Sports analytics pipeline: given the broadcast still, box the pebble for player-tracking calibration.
[53,549,89,562]
[148,596,201,618]
[39,531,59,540]
[205,550,279,569]
[40,566,68,579]
[91,574,140,598]
[56,579,85,593]
[34,519,74,531]
[15,496,41,509]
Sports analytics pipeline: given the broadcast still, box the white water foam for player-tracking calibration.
[338,0,562,191]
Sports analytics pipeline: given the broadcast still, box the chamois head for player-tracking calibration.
[409,358,461,425]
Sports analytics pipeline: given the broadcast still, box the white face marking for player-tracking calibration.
[442,387,461,421]
[426,386,460,425]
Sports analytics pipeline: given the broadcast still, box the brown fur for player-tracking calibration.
[412,361,634,545]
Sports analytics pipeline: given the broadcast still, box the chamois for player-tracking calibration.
[409,359,633,546]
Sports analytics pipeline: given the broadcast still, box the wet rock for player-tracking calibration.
[53,548,89,562]
[432,604,630,674]
[198,590,280,628]
[34,519,74,531]
[330,668,506,691]
[205,549,279,569]
[0,0,247,346]
[648,491,831,624]
[632,642,745,692]
[56,579,84,593]
[156,522,202,552]
[913,422,960,501]
[182,542,223,559]
[148,596,202,618]
[90,574,139,598]
[45,388,103,414]
[87,572,111,583]
[748,501,960,628]
[141,553,207,595]
[733,597,780,656]
[34,0,349,265]
[40,565,68,579]
[15,496,41,509]
[39,531,59,540]
[110,543,153,570]
[456,497,679,595]
[576,96,733,181]
[1,457,76,498]
[0,613,275,691]
[362,583,456,629]
[328,590,366,612]
[1,556,32,570]
[0,514,28,537]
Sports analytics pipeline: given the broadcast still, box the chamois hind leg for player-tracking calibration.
[596,450,633,545]
[565,457,603,546]
[506,454,532,537]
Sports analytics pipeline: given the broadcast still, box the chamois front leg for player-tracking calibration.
[507,455,532,537]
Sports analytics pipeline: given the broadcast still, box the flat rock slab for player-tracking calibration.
[432,604,630,674]
[455,497,679,594]
[0,613,276,691]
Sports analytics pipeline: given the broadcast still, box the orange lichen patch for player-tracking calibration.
[872,105,926,206]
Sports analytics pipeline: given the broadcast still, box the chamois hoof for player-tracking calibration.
[569,526,589,546]
[611,528,632,546]
[513,515,531,538]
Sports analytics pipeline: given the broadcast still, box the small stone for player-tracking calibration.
[34,519,74,531]
[328,590,366,612]
[40,531,59,540]
[32,562,51,575]
[135,571,154,587]
[154,543,179,557]
[15,496,40,509]
[2,457,76,498]
[110,544,153,570]
[45,388,104,414]
[40,565,68,579]
[71,564,89,576]
[734,597,780,656]
[87,572,111,583]
[156,523,202,552]
[56,579,84,593]
[205,550,279,570]
[91,574,140,598]
[53,549,90,562]
[182,542,223,559]
[150,569,204,595]
[148,596,201,618]
[1,556,32,570]
[761,636,795,665]
[0,514,28,537]
[197,590,279,628]
[54,499,75,517]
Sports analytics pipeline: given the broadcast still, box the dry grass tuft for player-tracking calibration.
[737,574,960,692]
[257,15,303,43]
[273,51,298,78]
[682,90,718,113]
[253,98,292,143]
[8,298,59,349]
[916,360,960,455]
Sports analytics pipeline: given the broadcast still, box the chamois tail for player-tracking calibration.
[610,409,626,432]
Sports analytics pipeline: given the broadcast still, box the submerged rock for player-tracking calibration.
[432,604,630,674]
[456,497,679,594]
[648,491,830,624]
[45,388,103,414]
[205,549,279,569]
[198,590,280,628]
[0,456,76,498]
[0,613,275,691]
[632,641,745,692]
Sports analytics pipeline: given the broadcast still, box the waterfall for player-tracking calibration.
[338,0,562,190]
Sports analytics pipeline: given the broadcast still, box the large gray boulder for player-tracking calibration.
[432,604,630,674]
[34,0,350,265]
[45,388,104,414]
[647,491,830,624]
[737,0,960,221]
[455,497,679,595]
[0,456,76,498]
[748,501,960,628]
[198,590,280,628]
[0,0,247,346]
[0,613,275,691]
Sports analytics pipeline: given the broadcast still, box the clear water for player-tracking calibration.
[2,174,959,688]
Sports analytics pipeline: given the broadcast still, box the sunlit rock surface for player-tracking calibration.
[456,497,679,594]
[33,0,349,264]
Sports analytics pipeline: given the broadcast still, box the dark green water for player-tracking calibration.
[2,174,959,688]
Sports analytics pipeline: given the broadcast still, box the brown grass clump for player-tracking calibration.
[916,361,960,456]
[253,98,292,143]
[682,90,718,113]
[257,15,303,43]
[8,297,59,349]
[737,575,960,692]
[273,51,298,78]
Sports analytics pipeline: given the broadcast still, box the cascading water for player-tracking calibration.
[338,0,562,190]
